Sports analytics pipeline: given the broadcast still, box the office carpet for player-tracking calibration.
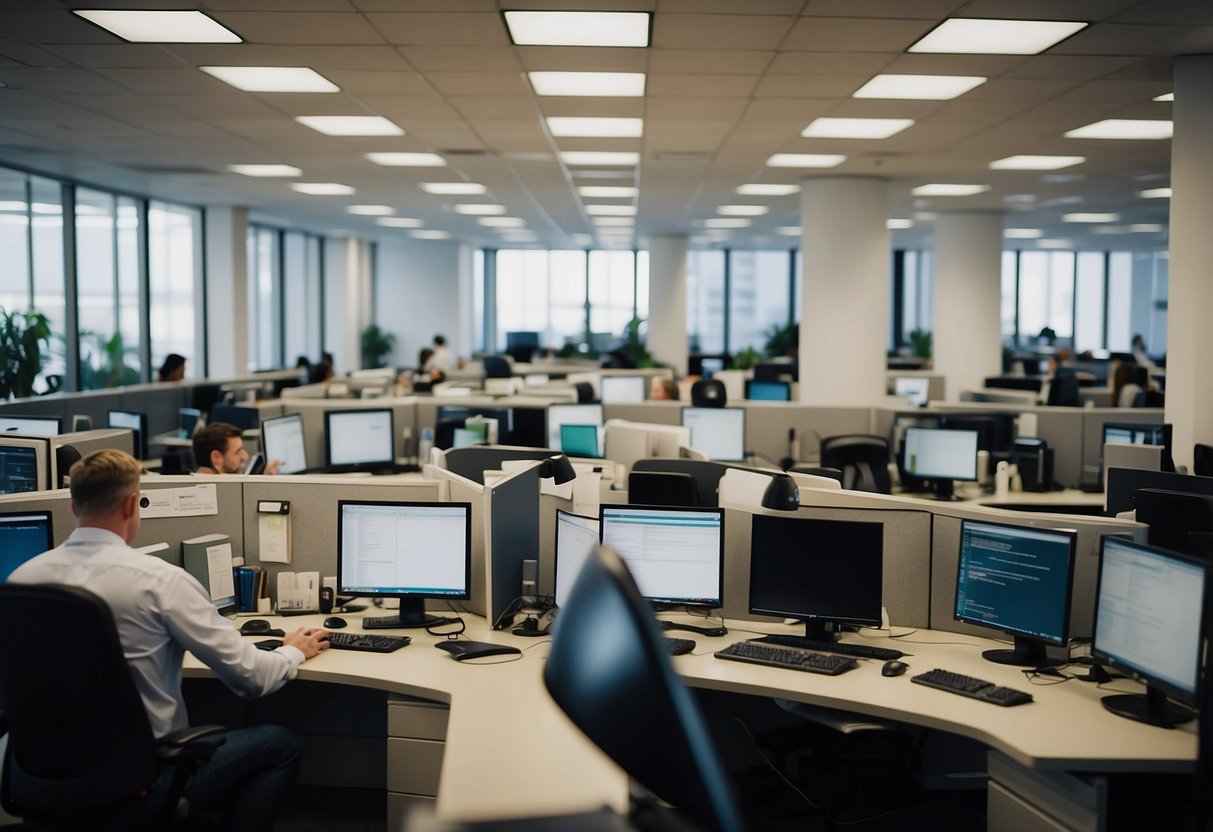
[277,786,386,831]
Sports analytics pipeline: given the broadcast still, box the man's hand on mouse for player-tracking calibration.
[284,626,329,658]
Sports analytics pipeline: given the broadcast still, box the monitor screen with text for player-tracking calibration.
[337,502,470,599]
[600,505,724,607]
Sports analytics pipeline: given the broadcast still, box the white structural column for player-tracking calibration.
[799,177,889,405]
[203,206,248,377]
[1166,55,1213,469]
[647,234,689,372]
[324,236,375,375]
[933,212,1004,400]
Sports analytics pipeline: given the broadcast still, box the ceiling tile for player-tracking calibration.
[647,49,773,73]
[321,69,432,94]
[753,75,870,98]
[1003,55,1137,80]
[213,12,387,44]
[365,13,509,46]
[647,98,749,120]
[1055,79,1178,102]
[781,17,935,52]
[94,67,219,94]
[651,14,796,50]
[766,52,892,75]
[1053,23,1213,56]
[661,0,804,13]
[0,67,127,94]
[801,0,963,17]
[0,10,117,44]
[647,74,760,97]
[425,72,530,97]
[516,46,648,72]
[878,54,1028,76]
[164,44,411,71]
[398,46,521,72]
[40,44,182,68]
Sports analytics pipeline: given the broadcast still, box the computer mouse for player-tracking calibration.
[240,619,271,634]
[322,616,347,629]
[882,660,909,677]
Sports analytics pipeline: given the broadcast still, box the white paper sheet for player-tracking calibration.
[205,542,236,603]
[140,484,219,518]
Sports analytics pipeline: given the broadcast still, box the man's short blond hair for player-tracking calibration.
[70,449,141,517]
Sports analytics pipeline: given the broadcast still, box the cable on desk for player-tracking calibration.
[425,601,466,639]
[857,625,918,639]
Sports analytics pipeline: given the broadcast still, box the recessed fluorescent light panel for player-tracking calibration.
[736,184,799,196]
[478,217,526,228]
[200,66,338,93]
[409,230,451,240]
[853,74,986,100]
[886,219,913,230]
[1063,213,1119,223]
[717,205,768,216]
[989,155,1085,170]
[1064,120,1172,140]
[377,217,423,228]
[1004,228,1043,239]
[454,204,506,215]
[561,151,641,166]
[74,10,241,43]
[591,217,635,226]
[705,218,750,228]
[776,227,801,236]
[909,18,1087,55]
[365,152,445,167]
[229,164,301,177]
[911,183,990,196]
[1037,239,1073,249]
[528,72,645,97]
[1131,224,1163,233]
[802,118,913,139]
[546,117,644,138]
[1138,188,1172,199]
[346,205,394,216]
[766,154,846,168]
[290,183,354,196]
[577,186,638,198]
[296,116,403,136]
[420,183,487,195]
[504,11,651,47]
[1154,93,1174,102]
[585,205,637,216]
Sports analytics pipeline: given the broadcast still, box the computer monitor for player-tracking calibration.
[1092,537,1206,728]
[106,410,148,460]
[600,375,647,403]
[0,437,49,495]
[505,330,540,350]
[893,377,930,407]
[748,514,883,640]
[324,408,394,472]
[0,511,53,580]
[698,357,725,378]
[1135,489,1213,557]
[547,403,603,451]
[435,406,513,450]
[178,407,203,439]
[1104,468,1213,516]
[1102,422,1174,472]
[745,380,791,402]
[209,403,261,432]
[901,427,979,501]
[336,500,471,628]
[560,424,599,458]
[681,407,745,461]
[0,415,61,437]
[553,510,600,609]
[954,519,1077,667]
[260,413,308,474]
[599,505,724,608]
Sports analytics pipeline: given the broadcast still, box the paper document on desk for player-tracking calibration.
[277,571,319,612]
[205,542,236,604]
[140,484,219,518]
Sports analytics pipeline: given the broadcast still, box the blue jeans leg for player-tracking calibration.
[184,724,302,832]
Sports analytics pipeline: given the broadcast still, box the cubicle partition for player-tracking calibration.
[0,488,73,544]
[425,466,487,616]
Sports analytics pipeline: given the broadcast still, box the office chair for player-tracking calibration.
[1195,444,1213,478]
[0,584,224,831]
[573,382,596,404]
[482,355,512,379]
[631,458,729,507]
[628,471,700,507]
[819,434,892,494]
[1046,372,1080,407]
[690,379,727,408]
[545,545,744,832]
[788,464,844,485]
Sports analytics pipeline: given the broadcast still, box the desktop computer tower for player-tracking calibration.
[1012,438,1053,492]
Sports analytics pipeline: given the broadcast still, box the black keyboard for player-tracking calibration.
[325,632,411,653]
[666,637,695,656]
[911,668,1033,707]
[714,641,857,676]
[755,634,903,661]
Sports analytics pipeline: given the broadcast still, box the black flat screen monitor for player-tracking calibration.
[1105,468,1213,516]
[260,413,308,474]
[599,505,724,608]
[505,331,540,350]
[1135,489,1213,557]
[1102,422,1173,472]
[749,514,884,640]
[0,510,54,580]
[681,407,745,461]
[901,427,978,500]
[553,510,600,609]
[745,380,791,402]
[336,501,471,628]
[1092,537,1206,728]
[560,424,599,458]
[0,415,61,436]
[600,375,646,403]
[324,409,394,472]
[547,404,603,452]
[210,403,261,432]
[178,407,203,439]
[954,519,1077,666]
[107,410,147,460]
[435,406,513,450]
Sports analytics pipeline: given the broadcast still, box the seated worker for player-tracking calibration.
[194,422,282,475]
[9,450,329,832]
[1111,361,1146,407]
[649,377,680,401]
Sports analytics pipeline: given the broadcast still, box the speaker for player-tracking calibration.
[1012,438,1053,492]
[319,586,334,614]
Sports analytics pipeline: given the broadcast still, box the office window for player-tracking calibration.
[687,250,725,354]
[149,201,201,377]
[0,170,30,311]
[282,231,324,366]
[116,196,142,381]
[472,248,485,353]
[636,250,649,321]
[589,250,637,344]
[1074,252,1106,353]
[29,176,66,387]
[1000,252,1017,343]
[495,250,588,352]
[792,249,801,323]
[247,225,282,371]
[1017,251,1073,344]
[1105,252,1134,352]
[727,250,791,354]
[75,188,141,388]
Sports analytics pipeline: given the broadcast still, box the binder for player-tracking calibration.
[181,533,238,614]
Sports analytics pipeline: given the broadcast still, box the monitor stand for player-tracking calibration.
[366,597,445,629]
[801,619,838,642]
[982,635,1049,667]
[930,478,964,502]
[1102,686,1195,729]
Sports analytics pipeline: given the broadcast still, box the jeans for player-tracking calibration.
[183,724,302,832]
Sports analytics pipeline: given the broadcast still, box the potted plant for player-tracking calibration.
[0,308,51,400]
[908,328,932,361]
[79,331,140,389]
[360,324,396,369]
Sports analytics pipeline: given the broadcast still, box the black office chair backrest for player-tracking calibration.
[819,434,891,494]
[788,465,844,485]
[628,471,700,507]
[573,382,596,403]
[482,355,512,379]
[545,545,744,832]
[1046,372,1081,407]
[631,458,729,507]
[443,445,556,484]
[159,448,196,475]
[690,379,727,408]
[0,584,160,819]
[1196,444,1213,478]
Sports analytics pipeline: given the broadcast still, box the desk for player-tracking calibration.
[186,613,1194,829]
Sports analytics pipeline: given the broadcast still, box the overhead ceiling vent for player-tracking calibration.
[440,148,492,157]
[126,164,218,175]
[651,151,708,163]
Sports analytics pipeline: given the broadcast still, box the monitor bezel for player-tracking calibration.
[106,409,148,460]
[901,426,980,483]
[260,412,308,474]
[0,509,54,580]
[0,414,62,437]
[680,406,747,462]
[323,408,395,471]
[546,403,604,451]
[209,403,261,432]
[953,518,1078,648]
[0,436,50,495]
[598,503,726,608]
[553,508,600,609]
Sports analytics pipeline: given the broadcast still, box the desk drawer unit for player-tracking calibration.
[387,695,450,831]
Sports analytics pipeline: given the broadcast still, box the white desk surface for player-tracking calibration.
[187,612,1195,822]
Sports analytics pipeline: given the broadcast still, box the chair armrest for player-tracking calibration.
[157,724,226,765]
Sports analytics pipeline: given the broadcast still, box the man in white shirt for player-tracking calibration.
[10,449,328,831]
[423,334,458,374]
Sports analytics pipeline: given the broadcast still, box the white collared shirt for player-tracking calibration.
[10,527,303,738]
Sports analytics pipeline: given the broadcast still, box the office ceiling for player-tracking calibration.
[0,0,1208,251]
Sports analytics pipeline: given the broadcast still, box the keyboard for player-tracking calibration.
[755,634,903,661]
[325,632,411,653]
[910,668,1033,707]
[665,637,695,656]
[714,641,857,676]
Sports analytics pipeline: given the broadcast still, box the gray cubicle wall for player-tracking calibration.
[0,489,74,545]
[601,401,683,426]
[720,502,933,628]
[135,475,247,561]
[425,466,487,616]
[1079,408,1168,484]
[279,398,419,468]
